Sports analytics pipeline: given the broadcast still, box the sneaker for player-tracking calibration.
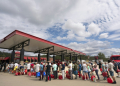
[85,79,86,81]
[112,81,116,84]
[116,76,120,77]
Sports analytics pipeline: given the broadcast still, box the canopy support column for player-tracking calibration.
[80,55,82,62]
[70,53,72,61]
[76,55,78,62]
[20,44,24,66]
[61,54,63,62]
[63,54,64,61]
[47,49,49,61]
[11,48,15,62]
[53,55,55,63]
[38,52,40,63]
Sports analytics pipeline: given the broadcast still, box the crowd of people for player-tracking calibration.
[0,60,120,84]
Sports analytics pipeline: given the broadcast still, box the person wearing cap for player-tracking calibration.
[39,62,44,80]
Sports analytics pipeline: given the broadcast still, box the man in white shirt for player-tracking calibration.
[35,62,40,78]
[10,62,14,73]
[27,62,30,72]
[108,60,116,84]
[68,61,72,80]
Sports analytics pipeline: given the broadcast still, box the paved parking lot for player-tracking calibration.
[0,72,120,86]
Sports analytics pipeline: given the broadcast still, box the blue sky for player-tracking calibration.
[0,0,120,57]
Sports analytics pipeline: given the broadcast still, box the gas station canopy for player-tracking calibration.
[0,30,86,56]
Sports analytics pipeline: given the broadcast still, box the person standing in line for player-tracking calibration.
[52,62,57,79]
[108,60,117,84]
[98,61,102,74]
[53,62,57,79]
[104,62,108,80]
[74,62,78,79]
[45,62,52,82]
[94,62,100,81]
[87,63,91,79]
[10,62,14,73]
[30,62,34,72]
[14,62,18,73]
[61,62,65,80]
[3,62,6,72]
[113,61,120,77]
[35,62,40,78]
[83,62,88,80]
[68,61,73,80]
[72,62,74,74]
[102,62,106,80]
[78,62,82,78]
[27,62,30,72]
[39,62,44,80]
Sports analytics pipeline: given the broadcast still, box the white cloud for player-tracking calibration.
[61,40,120,57]
[99,33,109,39]
[0,0,120,57]
[87,23,101,36]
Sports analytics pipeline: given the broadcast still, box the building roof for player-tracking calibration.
[0,30,86,55]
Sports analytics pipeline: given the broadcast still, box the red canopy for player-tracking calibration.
[35,57,37,60]
[15,52,20,54]
[1,57,10,60]
[43,58,46,60]
[28,57,31,60]
[40,58,43,60]
[24,57,27,60]
[31,57,34,60]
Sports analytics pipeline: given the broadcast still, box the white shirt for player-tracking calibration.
[35,64,40,72]
[69,63,72,70]
[83,64,87,71]
[10,63,14,68]
[105,64,108,71]
[27,63,30,69]
[14,63,18,68]
[49,63,51,65]
[108,62,114,72]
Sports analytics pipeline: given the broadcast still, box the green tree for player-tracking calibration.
[98,52,106,59]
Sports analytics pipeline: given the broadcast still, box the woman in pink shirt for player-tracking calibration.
[94,62,100,81]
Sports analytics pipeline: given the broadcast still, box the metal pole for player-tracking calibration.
[38,53,40,63]
[70,53,72,61]
[11,49,15,62]
[53,55,55,63]
[47,49,49,61]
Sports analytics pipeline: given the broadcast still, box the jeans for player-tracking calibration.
[95,70,100,80]
[72,68,74,74]
[46,72,51,81]
[69,70,73,79]
[88,72,91,79]
[62,70,65,79]
[36,72,38,78]
[40,71,43,80]
[79,70,81,78]
[53,71,57,79]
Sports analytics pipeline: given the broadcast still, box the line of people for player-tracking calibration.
[0,60,118,84]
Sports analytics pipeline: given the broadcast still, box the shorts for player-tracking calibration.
[27,69,30,72]
[109,71,114,76]
[83,71,88,73]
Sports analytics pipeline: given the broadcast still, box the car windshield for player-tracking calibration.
[112,56,120,60]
